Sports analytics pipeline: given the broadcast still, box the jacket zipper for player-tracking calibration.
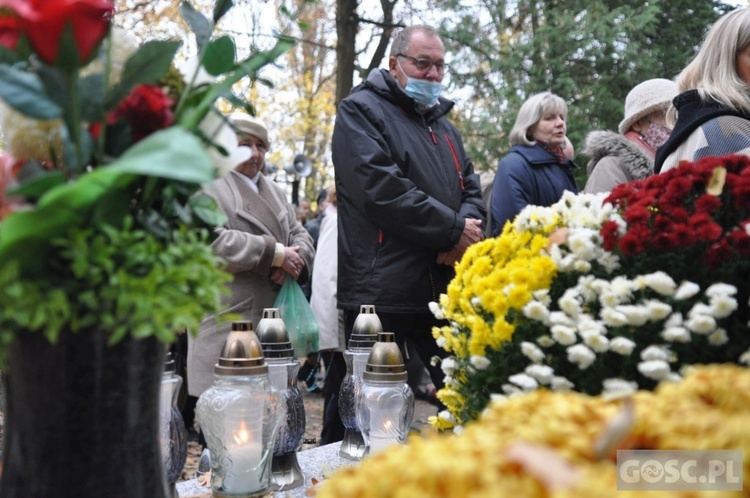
[445,135,465,191]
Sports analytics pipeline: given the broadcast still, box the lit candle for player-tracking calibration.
[223,421,263,493]
[368,404,402,454]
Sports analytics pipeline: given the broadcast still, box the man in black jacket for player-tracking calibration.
[321,25,486,444]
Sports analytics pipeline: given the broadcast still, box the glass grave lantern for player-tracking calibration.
[256,308,306,491]
[338,304,381,460]
[196,321,285,498]
[159,349,187,498]
[355,332,415,456]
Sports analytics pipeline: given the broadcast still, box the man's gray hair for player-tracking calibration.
[390,25,442,57]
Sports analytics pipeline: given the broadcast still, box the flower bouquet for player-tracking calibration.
[317,363,750,498]
[431,154,750,429]
[0,1,293,496]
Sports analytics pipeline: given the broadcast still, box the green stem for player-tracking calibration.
[96,32,113,166]
[62,70,83,173]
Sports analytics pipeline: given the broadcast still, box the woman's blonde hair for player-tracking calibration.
[509,92,567,146]
[668,8,750,125]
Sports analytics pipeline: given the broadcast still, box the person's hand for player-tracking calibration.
[270,267,286,285]
[437,218,483,266]
[281,245,305,280]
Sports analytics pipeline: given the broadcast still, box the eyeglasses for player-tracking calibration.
[396,54,449,75]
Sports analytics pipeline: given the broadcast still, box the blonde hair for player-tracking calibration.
[668,8,750,125]
[509,92,568,146]
[326,183,337,206]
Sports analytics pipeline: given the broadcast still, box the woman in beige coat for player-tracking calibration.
[187,113,315,398]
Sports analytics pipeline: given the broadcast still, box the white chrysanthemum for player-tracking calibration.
[645,300,672,321]
[520,341,545,363]
[470,296,482,308]
[558,289,582,318]
[708,328,729,346]
[610,336,636,355]
[611,276,636,299]
[674,281,701,300]
[452,425,464,435]
[685,314,716,335]
[428,301,445,320]
[590,278,610,294]
[601,307,629,327]
[525,364,554,384]
[639,272,677,296]
[532,289,552,307]
[435,336,446,348]
[550,376,574,392]
[710,295,738,319]
[441,358,458,375]
[576,276,598,302]
[739,348,750,366]
[508,373,539,391]
[567,344,596,369]
[615,305,650,326]
[577,316,606,336]
[688,303,713,317]
[664,312,683,328]
[551,324,577,346]
[637,360,671,380]
[502,383,523,396]
[664,372,682,383]
[489,393,509,404]
[0,103,64,162]
[581,330,610,353]
[548,311,575,327]
[602,378,638,395]
[438,410,456,422]
[640,345,670,362]
[597,252,622,273]
[470,355,491,370]
[599,291,620,308]
[522,300,550,322]
[572,259,592,273]
[537,335,555,348]
[566,228,598,260]
[661,326,691,343]
[82,27,137,86]
[705,283,738,298]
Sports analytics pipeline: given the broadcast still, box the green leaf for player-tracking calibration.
[190,193,227,227]
[79,73,105,122]
[7,170,66,199]
[203,36,236,76]
[179,1,212,52]
[0,45,21,65]
[0,65,63,119]
[213,0,234,22]
[106,40,181,109]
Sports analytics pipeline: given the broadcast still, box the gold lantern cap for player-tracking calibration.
[256,308,295,359]
[363,332,407,382]
[215,321,269,375]
[349,304,381,349]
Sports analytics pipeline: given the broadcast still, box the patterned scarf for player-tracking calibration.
[540,142,567,163]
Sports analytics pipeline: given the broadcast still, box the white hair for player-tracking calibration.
[509,92,568,146]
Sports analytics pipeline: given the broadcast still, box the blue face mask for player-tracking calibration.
[404,76,442,107]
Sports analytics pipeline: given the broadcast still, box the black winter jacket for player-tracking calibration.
[332,69,487,313]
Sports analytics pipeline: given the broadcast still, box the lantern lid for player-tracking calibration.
[164,350,176,373]
[214,321,269,375]
[363,332,407,382]
[349,304,382,349]
[257,308,295,358]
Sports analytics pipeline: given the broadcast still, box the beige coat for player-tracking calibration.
[187,171,314,396]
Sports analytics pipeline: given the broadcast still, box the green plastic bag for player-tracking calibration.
[273,274,320,357]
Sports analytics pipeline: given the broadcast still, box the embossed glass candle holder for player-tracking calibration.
[338,304,381,460]
[355,332,414,456]
[257,308,306,491]
[160,350,187,498]
[196,321,285,498]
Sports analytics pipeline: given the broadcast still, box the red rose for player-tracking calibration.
[6,0,113,65]
[0,10,19,50]
[110,84,174,143]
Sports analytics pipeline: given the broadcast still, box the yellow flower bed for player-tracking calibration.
[317,364,750,498]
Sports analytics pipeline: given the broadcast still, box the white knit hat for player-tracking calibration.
[618,78,678,134]
[227,112,270,150]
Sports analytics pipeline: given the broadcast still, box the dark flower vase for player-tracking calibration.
[0,328,169,498]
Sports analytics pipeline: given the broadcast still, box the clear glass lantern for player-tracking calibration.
[355,332,415,456]
[338,305,381,460]
[196,321,285,498]
[257,308,306,491]
[159,350,187,498]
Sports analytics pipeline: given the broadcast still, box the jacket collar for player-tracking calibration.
[582,130,653,179]
[511,144,579,169]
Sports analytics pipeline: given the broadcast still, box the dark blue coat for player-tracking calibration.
[490,144,579,236]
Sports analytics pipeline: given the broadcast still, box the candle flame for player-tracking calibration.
[383,420,393,431]
[233,420,252,445]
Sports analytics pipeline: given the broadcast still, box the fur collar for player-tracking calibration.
[581,130,653,179]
